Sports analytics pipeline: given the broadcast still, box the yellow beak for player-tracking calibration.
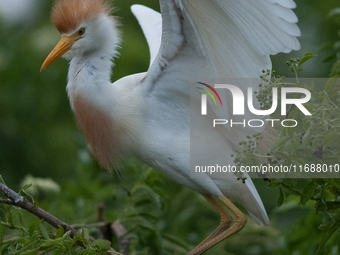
[40,34,81,71]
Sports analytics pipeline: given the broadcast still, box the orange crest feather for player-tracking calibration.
[51,0,112,34]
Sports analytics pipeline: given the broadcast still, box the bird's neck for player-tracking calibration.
[67,50,115,106]
[66,46,123,170]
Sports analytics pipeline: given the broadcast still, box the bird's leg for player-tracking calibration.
[201,194,233,240]
[187,194,232,254]
[187,195,247,255]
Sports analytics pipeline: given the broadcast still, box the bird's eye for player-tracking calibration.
[78,28,85,36]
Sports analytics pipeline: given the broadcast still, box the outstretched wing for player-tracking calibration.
[141,0,300,136]
[147,0,300,80]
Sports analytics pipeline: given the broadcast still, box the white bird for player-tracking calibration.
[40,0,300,254]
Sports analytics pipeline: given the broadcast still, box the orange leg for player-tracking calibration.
[187,195,247,255]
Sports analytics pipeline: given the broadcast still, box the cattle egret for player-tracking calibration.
[41,0,300,254]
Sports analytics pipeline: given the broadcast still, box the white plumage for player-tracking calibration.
[41,0,300,253]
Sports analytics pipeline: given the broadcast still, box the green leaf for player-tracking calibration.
[1,242,12,254]
[327,179,340,189]
[329,86,340,97]
[325,201,340,211]
[20,249,38,255]
[319,219,340,250]
[0,224,6,247]
[322,53,337,63]
[62,230,72,240]
[39,221,50,240]
[19,187,35,204]
[302,118,309,132]
[300,181,316,206]
[21,183,33,191]
[55,226,65,239]
[28,219,43,237]
[302,128,312,149]
[91,239,111,251]
[134,198,153,207]
[320,41,336,51]
[277,187,284,207]
[82,227,90,242]
[78,228,90,248]
[267,181,281,188]
[281,183,301,196]
[298,52,317,67]
[316,200,327,213]
[325,78,340,92]
[318,222,331,231]
[0,175,7,185]
[163,233,191,250]
[138,212,159,221]
[17,239,39,253]
[281,178,297,187]
[271,136,291,152]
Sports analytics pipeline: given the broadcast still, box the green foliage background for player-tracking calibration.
[0,0,340,254]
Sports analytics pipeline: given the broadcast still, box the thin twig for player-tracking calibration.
[98,203,130,255]
[111,223,130,255]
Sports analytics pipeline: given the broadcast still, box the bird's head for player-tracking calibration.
[40,0,119,71]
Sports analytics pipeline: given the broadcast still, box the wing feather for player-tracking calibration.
[145,0,300,80]
[175,0,301,78]
[143,0,301,135]
[131,4,162,67]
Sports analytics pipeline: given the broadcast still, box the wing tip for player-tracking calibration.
[130,4,143,14]
[131,4,156,15]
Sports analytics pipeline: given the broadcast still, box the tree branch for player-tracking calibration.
[0,182,117,252]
